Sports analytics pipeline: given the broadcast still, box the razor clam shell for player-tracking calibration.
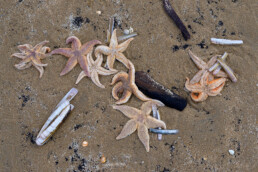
[36,104,74,146]
[211,38,243,45]
[152,105,162,140]
[150,128,179,134]
[56,88,78,108]
[135,71,187,111]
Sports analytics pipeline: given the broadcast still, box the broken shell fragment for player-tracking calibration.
[36,88,78,146]
[135,71,187,111]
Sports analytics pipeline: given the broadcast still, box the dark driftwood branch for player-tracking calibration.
[163,0,190,41]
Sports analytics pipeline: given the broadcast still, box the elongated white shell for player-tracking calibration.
[211,38,243,45]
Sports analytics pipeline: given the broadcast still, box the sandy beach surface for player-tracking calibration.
[0,0,257,171]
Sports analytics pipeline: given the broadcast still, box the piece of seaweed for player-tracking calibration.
[163,0,190,41]
[135,71,187,111]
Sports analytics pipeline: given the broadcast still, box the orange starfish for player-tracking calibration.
[11,41,50,78]
[50,36,101,76]
[185,72,226,102]
[113,100,166,152]
[111,60,151,104]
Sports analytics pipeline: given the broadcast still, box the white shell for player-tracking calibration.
[123,29,130,35]
[229,149,235,155]
[211,38,243,45]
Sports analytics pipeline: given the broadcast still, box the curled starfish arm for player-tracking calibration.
[190,70,204,84]
[75,71,87,84]
[112,82,123,100]
[15,61,32,70]
[95,45,111,56]
[117,38,134,52]
[50,48,73,58]
[14,57,32,68]
[111,72,128,85]
[188,50,206,69]
[97,67,117,76]
[18,44,32,52]
[81,40,101,54]
[40,46,51,54]
[138,124,150,152]
[208,79,226,96]
[132,85,152,102]
[91,70,105,88]
[66,36,81,50]
[60,56,78,76]
[33,64,44,78]
[11,53,26,59]
[33,41,49,51]
[145,116,166,129]
[113,105,140,119]
[115,90,132,104]
[191,92,208,102]
[116,119,137,140]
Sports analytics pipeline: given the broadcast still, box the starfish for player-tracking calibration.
[95,29,134,71]
[11,41,50,78]
[113,100,166,152]
[111,60,151,104]
[185,71,226,102]
[50,36,101,76]
[75,51,117,88]
[188,50,227,84]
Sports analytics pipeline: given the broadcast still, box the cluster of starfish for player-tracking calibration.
[185,50,234,102]
[11,29,167,152]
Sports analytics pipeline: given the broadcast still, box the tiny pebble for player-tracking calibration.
[82,141,88,147]
[96,11,101,15]
[100,156,106,163]
[203,157,207,161]
[123,29,130,35]
[229,149,235,155]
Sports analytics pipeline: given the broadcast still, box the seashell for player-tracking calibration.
[149,128,179,134]
[211,38,243,45]
[135,71,187,111]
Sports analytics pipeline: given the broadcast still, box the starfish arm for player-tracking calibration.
[66,36,81,50]
[11,53,26,59]
[188,50,206,69]
[145,116,166,129]
[18,44,33,52]
[60,56,78,76]
[112,82,124,100]
[190,70,204,84]
[75,71,87,84]
[117,38,134,52]
[208,79,226,96]
[112,105,140,119]
[141,100,164,115]
[109,29,118,49]
[15,61,32,70]
[94,54,103,66]
[94,45,111,56]
[115,90,132,104]
[33,64,44,78]
[78,55,90,77]
[132,85,151,102]
[31,57,48,67]
[137,124,150,152]
[97,67,117,76]
[190,92,208,102]
[200,72,210,86]
[50,48,73,58]
[128,60,135,82]
[14,57,32,69]
[110,72,128,85]
[40,46,51,54]
[90,70,105,88]
[116,53,130,69]
[33,41,49,51]
[106,54,116,70]
[185,77,203,92]
[81,40,101,55]
[207,55,220,67]
[213,70,228,78]
[116,119,137,140]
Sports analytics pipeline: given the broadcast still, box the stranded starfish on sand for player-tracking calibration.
[76,51,117,88]
[113,100,166,152]
[111,60,151,104]
[185,72,226,102]
[95,29,134,71]
[11,41,50,78]
[50,36,101,76]
[188,50,227,84]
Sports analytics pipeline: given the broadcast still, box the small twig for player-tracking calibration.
[163,0,190,40]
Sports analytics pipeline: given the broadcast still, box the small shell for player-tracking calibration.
[82,141,88,147]
[123,29,130,35]
[96,11,101,15]
[100,156,106,163]
[229,150,235,155]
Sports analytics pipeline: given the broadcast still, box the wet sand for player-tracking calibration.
[0,0,257,171]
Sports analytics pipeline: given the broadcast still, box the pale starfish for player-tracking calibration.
[185,71,226,102]
[50,36,101,76]
[95,29,134,71]
[75,51,117,88]
[188,50,227,84]
[113,100,166,152]
[111,60,151,104]
[11,41,50,78]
